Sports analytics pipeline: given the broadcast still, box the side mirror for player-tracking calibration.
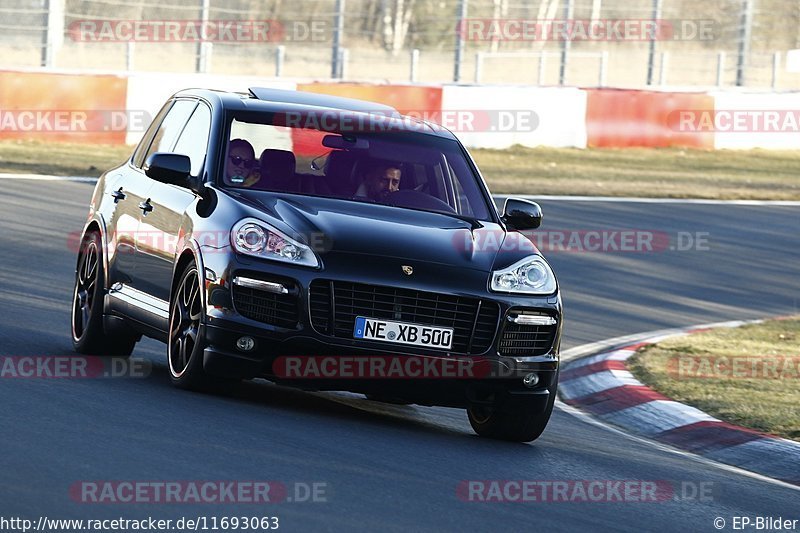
[502,198,543,231]
[144,152,191,186]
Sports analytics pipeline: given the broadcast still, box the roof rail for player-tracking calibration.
[248,87,400,117]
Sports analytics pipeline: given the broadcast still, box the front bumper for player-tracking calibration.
[199,247,563,408]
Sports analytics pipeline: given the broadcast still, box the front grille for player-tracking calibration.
[309,280,332,332]
[498,314,557,356]
[309,280,499,354]
[232,283,299,329]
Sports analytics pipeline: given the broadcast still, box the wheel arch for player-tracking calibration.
[171,239,207,313]
[77,216,109,289]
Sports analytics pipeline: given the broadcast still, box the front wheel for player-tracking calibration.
[467,375,558,443]
[168,263,238,393]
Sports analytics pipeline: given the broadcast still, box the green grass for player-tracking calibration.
[2,140,800,199]
[627,317,800,441]
[0,140,132,177]
[471,145,800,199]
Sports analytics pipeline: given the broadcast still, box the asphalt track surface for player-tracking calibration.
[0,178,798,532]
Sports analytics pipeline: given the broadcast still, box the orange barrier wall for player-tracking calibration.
[0,71,729,151]
[0,71,128,144]
[291,83,443,156]
[585,89,715,148]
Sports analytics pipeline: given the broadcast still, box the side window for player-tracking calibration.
[413,163,429,190]
[172,103,212,177]
[132,102,172,168]
[142,99,197,165]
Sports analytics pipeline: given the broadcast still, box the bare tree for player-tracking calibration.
[590,0,602,21]
[534,0,561,51]
[381,0,415,54]
[490,0,509,52]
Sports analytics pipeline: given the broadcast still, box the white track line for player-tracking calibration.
[505,194,800,206]
[2,174,799,205]
[555,400,800,492]
[0,173,97,183]
[557,318,800,492]
[560,320,754,363]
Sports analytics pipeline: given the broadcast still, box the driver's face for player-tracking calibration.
[368,167,401,198]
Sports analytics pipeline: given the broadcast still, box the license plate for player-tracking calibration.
[353,316,453,349]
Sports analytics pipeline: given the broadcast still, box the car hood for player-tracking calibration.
[233,191,531,273]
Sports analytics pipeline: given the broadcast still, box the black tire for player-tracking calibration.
[467,373,559,443]
[71,232,136,356]
[168,263,238,393]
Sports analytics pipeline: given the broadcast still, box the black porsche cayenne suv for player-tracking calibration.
[71,87,562,441]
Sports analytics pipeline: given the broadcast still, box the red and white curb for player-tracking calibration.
[558,320,800,487]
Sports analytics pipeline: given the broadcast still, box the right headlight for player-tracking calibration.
[490,255,557,295]
[231,218,319,268]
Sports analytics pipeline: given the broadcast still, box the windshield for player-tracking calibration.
[219,111,493,221]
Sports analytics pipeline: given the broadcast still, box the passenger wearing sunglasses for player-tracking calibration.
[225,138,260,187]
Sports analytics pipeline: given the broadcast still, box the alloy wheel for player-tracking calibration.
[71,240,98,342]
[169,268,202,378]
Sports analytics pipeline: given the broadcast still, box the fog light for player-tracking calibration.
[522,372,539,388]
[236,336,255,352]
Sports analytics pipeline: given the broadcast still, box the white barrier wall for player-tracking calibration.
[117,72,800,150]
[125,73,296,144]
[711,91,800,150]
[440,85,588,149]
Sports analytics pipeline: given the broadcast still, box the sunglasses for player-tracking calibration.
[229,155,255,168]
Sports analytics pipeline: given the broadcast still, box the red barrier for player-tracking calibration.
[0,71,128,144]
[297,82,443,115]
[586,89,714,148]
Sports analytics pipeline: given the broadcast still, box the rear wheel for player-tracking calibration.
[168,263,238,393]
[467,374,558,443]
[71,232,136,356]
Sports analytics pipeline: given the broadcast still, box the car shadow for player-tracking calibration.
[140,356,550,453]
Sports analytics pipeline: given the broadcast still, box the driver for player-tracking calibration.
[355,162,402,201]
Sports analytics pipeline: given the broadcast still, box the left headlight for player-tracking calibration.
[490,255,557,295]
[231,218,319,268]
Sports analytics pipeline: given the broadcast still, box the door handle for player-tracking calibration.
[138,198,154,216]
[111,187,126,203]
